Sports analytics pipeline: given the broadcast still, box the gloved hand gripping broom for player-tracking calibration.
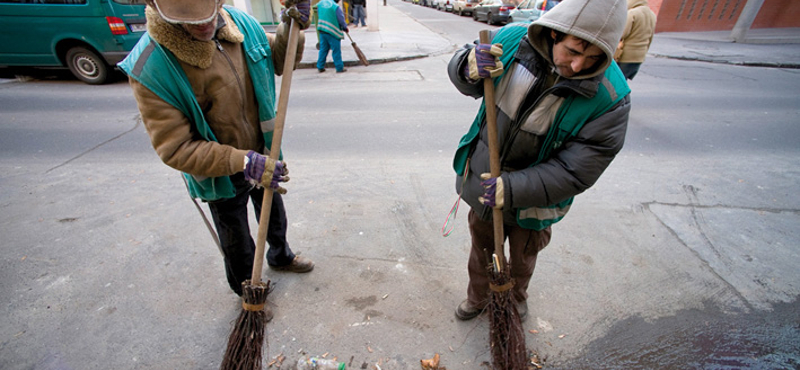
[479,29,528,370]
[219,17,302,370]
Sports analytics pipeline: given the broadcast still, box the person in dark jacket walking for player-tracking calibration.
[351,0,366,27]
[448,0,631,321]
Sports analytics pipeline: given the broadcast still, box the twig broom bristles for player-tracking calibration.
[479,29,528,370]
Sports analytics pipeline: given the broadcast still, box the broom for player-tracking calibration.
[219,17,302,370]
[346,32,369,66]
[479,29,527,370]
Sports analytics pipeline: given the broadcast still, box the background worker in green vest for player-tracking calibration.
[447,0,632,321]
[120,0,313,317]
[315,0,349,73]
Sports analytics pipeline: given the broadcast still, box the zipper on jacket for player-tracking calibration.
[215,39,248,125]
[498,66,550,164]
[500,70,574,165]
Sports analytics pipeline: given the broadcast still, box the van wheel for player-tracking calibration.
[66,46,108,85]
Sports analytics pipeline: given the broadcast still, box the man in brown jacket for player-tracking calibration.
[615,0,657,80]
[121,0,314,308]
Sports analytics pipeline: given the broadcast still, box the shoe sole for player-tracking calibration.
[268,265,314,273]
[455,308,482,321]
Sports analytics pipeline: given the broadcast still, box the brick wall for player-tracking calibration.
[653,0,800,33]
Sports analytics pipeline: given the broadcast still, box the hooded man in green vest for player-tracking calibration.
[448,0,631,321]
[119,0,313,320]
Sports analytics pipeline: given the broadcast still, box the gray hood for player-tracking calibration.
[528,0,627,79]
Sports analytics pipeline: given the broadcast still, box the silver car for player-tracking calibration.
[507,0,560,23]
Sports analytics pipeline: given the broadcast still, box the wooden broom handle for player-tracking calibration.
[479,30,505,271]
[251,19,301,284]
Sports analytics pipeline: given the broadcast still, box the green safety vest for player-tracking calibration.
[316,0,344,39]
[119,6,279,201]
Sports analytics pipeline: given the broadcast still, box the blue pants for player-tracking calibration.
[353,5,366,26]
[317,31,344,72]
[207,174,295,295]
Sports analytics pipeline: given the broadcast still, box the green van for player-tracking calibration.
[0,0,146,84]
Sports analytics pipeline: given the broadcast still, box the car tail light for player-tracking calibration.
[499,6,514,11]
[106,16,128,35]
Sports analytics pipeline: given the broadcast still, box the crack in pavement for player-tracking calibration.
[45,115,141,174]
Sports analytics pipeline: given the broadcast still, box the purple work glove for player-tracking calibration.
[478,173,504,209]
[244,151,290,194]
[465,43,504,80]
[282,0,311,29]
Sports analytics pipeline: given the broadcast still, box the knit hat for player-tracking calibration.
[151,0,219,24]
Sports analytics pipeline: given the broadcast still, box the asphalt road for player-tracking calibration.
[1,3,799,369]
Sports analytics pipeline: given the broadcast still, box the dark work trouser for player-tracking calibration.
[618,62,642,80]
[207,174,295,295]
[466,209,552,307]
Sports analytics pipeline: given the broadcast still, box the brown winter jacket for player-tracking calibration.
[615,0,657,63]
[129,6,304,179]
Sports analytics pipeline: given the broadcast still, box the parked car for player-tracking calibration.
[472,0,516,25]
[508,0,541,23]
[0,0,146,85]
[453,0,480,16]
[435,0,454,12]
[508,0,560,23]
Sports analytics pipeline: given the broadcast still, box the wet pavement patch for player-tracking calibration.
[552,299,800,369]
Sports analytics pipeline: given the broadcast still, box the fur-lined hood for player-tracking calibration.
[145,5,244,69]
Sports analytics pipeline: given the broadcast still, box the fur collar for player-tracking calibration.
[145,6,244,69]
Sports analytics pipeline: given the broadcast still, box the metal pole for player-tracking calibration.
[730,0,765,43]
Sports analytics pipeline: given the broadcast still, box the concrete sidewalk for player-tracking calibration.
[277,4,800,69]
[274,3,454,70]
[649,27,800,68]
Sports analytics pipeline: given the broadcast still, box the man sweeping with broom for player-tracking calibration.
[119,0,314,321]
[448,0,630,364]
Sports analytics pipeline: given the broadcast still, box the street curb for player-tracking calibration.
[297,53,430,69]
[649,53,800,69]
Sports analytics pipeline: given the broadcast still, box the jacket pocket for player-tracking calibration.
[245,43,272,65]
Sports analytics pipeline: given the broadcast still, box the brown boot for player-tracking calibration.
[455,299,484,320]
[264,304,274,322]
[269,256,314,273]
[517,300,528,322]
